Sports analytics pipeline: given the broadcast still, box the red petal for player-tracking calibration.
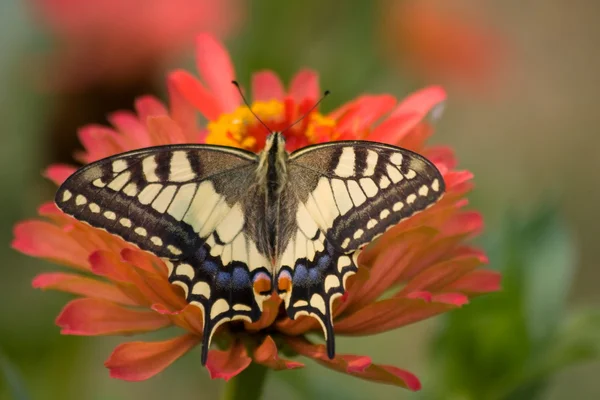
[108,111,152,149]
[146,116,186,145]
[105,334,199,381]
[335,95,397,136]
[390,85,446,119]
[431,292,469,306]
[135,96,168,124]
[285,337,420,390]
[365,113,422,144]
[44,164,77,186]
[335,297,459,335]
[56,298,170,335]
[77,125,123,162]
[252,70,285,101]
[289,69,320,102]
[32,272,135,305]
[446,269,501,294]
[253,336,304,370]
[12,220,90,269]
[167,77,200,142]
[206,339,252,381]
[195,33,238,113]
[169,69,222,121]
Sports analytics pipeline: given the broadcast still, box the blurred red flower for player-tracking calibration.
[29,0,244,90]
[379,0,505,91]
[12,33,500,389]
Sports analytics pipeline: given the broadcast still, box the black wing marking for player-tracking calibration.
[278,141,445,358]
[55,144,271,364]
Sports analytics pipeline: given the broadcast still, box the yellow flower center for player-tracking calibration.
[205,100,336,152]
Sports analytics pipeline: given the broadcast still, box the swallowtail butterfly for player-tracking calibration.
[55,91,445,365]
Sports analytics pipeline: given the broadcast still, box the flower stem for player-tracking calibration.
[221,363,268,400]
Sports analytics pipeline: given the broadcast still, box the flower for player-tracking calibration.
[12,33,500,390]
[29,0,244,91]
[378,0,505,91]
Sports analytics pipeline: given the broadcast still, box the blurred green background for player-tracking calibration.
[1,0,599,399]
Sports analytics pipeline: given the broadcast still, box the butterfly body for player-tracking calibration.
[56,133,445,364]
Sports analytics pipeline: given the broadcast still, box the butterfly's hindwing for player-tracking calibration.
[55,145,272,364]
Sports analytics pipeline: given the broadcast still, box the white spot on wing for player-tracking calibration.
[309,293,326,314]
[419,185,429,196]
[89,203,100,213]
[216,203,245,243]
[334,147,355,177]
[432,179,440,192]
[108,171,131,191]
[367,219,377,229]
[103,211,116,220]
[390,153,403,165]
[183,181,220,233]
[167,183,196,221]
[359,177,378,198]
[380,209,390,219]
[386,165,403,183]
[405,169,417,179]
[123,182,138,196]
[347,180,366,207]
[92,179,106,188]
[233,304,252,312]
[393,202,404,211]
[138,184,162,205]
[75,195,87,206]
[62,190,72,202]
[135,227,147,236]
[112,159,128,173]
[169,151,196,182]
[353,229,364,239]
[296,203,319,237]
[168,245,182,256]
[312,178,339,228]
[152,185,177,213]
[142,155,159,182]
[407,194,417,204]
[192,281,211,298]
[364,150,378,176]
[325,275,341,292]
[337,256,351,272]
[211,299,231,319]
[379,175,391,189]
[151,236,163,246]
[176,263,194,279]
[331,179,353,215]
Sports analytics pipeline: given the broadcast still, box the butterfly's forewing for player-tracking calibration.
[55,145,272,364]
[281,141,445,357]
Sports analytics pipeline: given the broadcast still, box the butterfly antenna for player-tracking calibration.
[282,90,331,133]
[231,80,273,134]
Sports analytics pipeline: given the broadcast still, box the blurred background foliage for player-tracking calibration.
[1,0,599,399]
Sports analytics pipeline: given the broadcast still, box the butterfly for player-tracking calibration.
[55,89,445,365]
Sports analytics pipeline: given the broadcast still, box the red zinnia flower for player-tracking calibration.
[12,33,500,390]
[29,0,244,90]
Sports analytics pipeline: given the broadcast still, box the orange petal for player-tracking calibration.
[335,95,397,136]
[334,297,459,335]
[253,336,304,370]
[56,298,170,335]
[108,111,152,149]
[289,69,320,103]
[206,339,252,381]
[105,334,199,381]
[32,272,135,305]
[285,337,420,390]
[77,125,123,163]
[398,254,484,295]
[169,69,221,120]
[244,295,282,331]
[44,164,77,186]
[445,269,501,294]
[12,220,90,270]
[252,70,285,102]
[195,33,238,113]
